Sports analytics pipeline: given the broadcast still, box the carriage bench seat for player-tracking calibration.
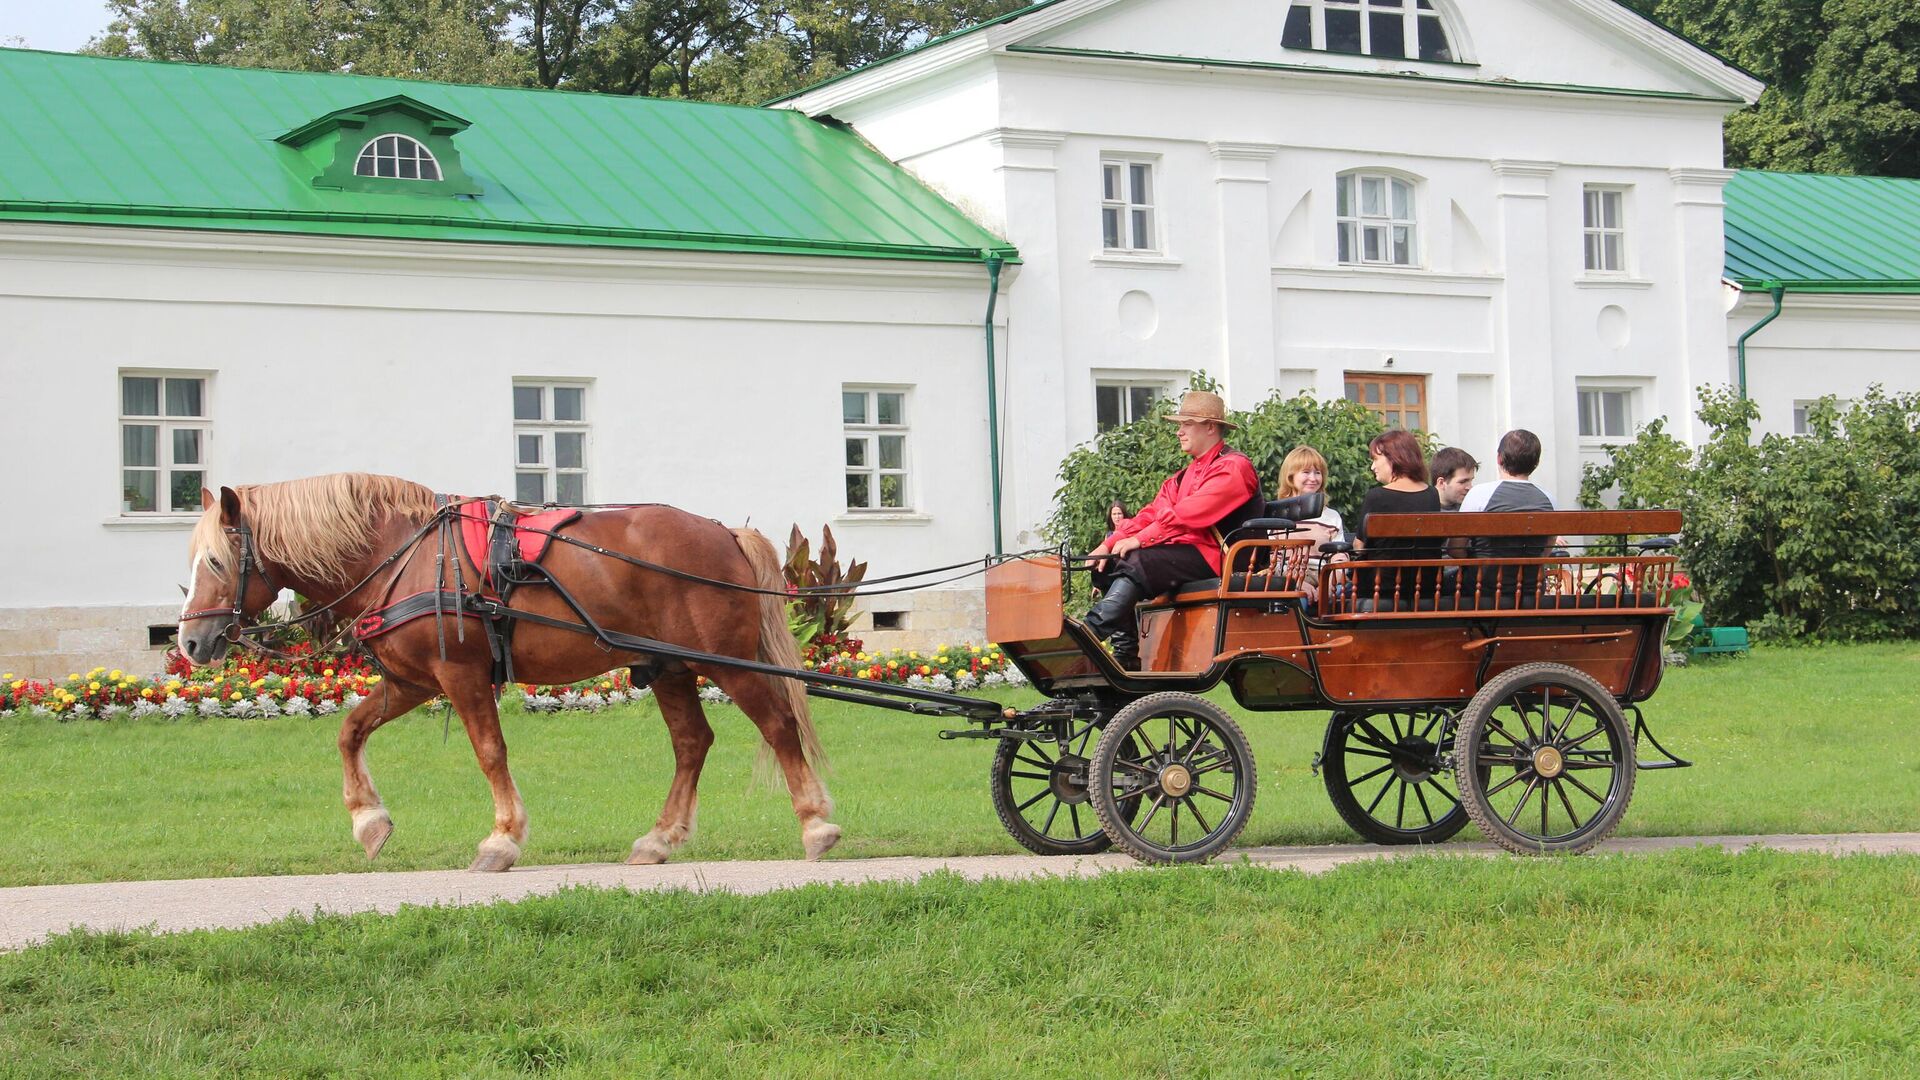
[1158,574,1304,604]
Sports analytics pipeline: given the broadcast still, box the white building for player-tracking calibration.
[4,2,1916,678]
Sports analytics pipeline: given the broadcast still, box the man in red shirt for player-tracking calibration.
[1085,390,1262,670]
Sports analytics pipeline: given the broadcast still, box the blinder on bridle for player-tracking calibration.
[180,514,282,646]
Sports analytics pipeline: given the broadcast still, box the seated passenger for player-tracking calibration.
[1273,445,1346,598]
[1352,429,1443,608]
[1459,429,1556,598]
[1102,501,1134,546]
[1428,446,1478,562]
[1085,391,1261,670]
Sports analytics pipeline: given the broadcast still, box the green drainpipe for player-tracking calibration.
[983,255,1005,556]
[1735,282,1786,400]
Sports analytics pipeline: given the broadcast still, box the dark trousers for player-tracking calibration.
[1086,544,1215,668]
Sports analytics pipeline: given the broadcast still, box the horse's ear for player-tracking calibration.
[201,487,216,511]
[219,486,242,522]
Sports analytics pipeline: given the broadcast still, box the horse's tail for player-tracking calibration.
[732,527,830,781]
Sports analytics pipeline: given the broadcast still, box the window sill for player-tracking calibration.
[1574,276,1653,290]
[102,516,198,531]
[835,512,933,526]
[1091,252,1183,270]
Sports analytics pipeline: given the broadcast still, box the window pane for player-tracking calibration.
[122,376,159,416]
[517,434,542,465]
[420,156,441,182]
[1578,392,1598,437]
[165,378,203,417]
[1096,385,1122,431]
[1603,192,1622,229]
[1585,234,1602,272]
[879,474,905,509]
[170,470,203,514]
[513,386,543,421]
[1130,208,1152,249]
[1361,176,1384,217]
[842,391,867,425]
[1405,382,1422,405]
[556,473,585,506]
[877,393,903,426]
[555,431,583,469]
[1102,207,1122,249]
[1364,382,1381,404]
[1417,14,1452,61]
[1337,221,1355,264]
[1392,226,1412,265]
[1282,4,1312,47]
[1129,164,1151,204]
[398,155,418,180]
[846,474,870,509]
[846,438,867,468]
[1793,405,1809,435]
[1386,410,1403,429]
[1602,234,1623,272]
[1337,175,1352,218]
[878,435,903,470]
[1129,385,1157,422]
[1370,10,1406,56]
[123,424,157,467]
[1326,7,1362,52]
[1583,190,1601,228]
[123,470,156,513]
[1345,382,1362,402]
[553,386,584,422]
[1391,180,1411,221]
[1363,225,1384,262]
[1604,392,1627,436]
[1384,383,1401,405]
[516,472,545,504]
[1103,163,1121,201]
[172,427,201,465]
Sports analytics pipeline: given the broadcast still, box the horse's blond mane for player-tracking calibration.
[191,473,439,586]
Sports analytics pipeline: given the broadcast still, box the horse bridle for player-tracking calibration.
[180,515,282,645]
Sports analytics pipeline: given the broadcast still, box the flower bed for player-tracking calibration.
[2,642,1025,719]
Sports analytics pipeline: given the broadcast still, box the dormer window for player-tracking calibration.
[1283,0,1456,63]
[355,135,442,181]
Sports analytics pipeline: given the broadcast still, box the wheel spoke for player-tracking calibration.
[1015,754,1054,772]
[1191,783,1234,803]
[1355,718,1397,752]
[1412,781,1436,827]
[1475,753,1531,766]
[1137,793,1167,833]
[1183,796,1212,837]
[1365,773,1396,814]
[1504,776,1541,829]
[1512,700,1539,742]
[1395,780,1408,829]
[1561,725,1608,751]
[1552,779,1584,831]
[1170,796,1180,846]
[1188,749,1236,777]
[1016,788,1053,812]
[1483,718,1528,748]
[1540,774,1550,836]
[1561,771,1607,804]
[1026,742,1056,765]
[1069,801,1084,838]
[1423,779,1462,809]
[1346,762,1395,787]
[1485,768,1532,799]
[1113,757,1159,777]
[1560,758,1620,770]
[1010,770,1052,781]
[1389,712,1405,742]
[1041,795,1062,837]
[1344,748,1397,761]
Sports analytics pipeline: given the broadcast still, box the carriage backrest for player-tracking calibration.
[1360,509,1681,541]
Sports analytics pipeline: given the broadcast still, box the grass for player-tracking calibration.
[2,848,1917,1077]
[2,642,1918,885]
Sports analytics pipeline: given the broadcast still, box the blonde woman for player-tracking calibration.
[1273,445,1346,596]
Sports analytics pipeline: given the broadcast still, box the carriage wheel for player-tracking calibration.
[1321,710,1473,846]
[1455,663,1637,856]
[990,719,1139,856]
[1088,692,1257,864]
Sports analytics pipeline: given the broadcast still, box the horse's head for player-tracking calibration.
[178,486,280,667]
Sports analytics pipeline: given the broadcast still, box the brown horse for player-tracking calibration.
[176,473,838,872]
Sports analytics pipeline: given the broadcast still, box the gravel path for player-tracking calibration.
[5,832,1916,952]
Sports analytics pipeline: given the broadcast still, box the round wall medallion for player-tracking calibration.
[1597,304,1631,349]
[1118,290,1159,340]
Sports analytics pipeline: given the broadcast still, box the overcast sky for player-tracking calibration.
[0,0,114,52]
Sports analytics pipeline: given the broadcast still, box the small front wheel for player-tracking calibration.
[1455,663,1636,856]
[1088,693,1256,864]
[990,719,1137,856]
[1321,710,1472,846]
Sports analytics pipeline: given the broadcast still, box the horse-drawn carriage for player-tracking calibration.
[178,476,1687,870]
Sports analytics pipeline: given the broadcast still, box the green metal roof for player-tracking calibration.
[0,48,1015,263]
[1725,170,1920,294]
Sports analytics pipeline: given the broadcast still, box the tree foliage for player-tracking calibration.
[1581,385,1920,641]
[1623,0,1920,177]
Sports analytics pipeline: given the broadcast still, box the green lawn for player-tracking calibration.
[3,643,1918,886]
[3,849,1917,1077]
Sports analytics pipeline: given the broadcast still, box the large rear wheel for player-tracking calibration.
[1088,693,1256,864]
[1321,710,1472,845]
[1455,663,1636,856]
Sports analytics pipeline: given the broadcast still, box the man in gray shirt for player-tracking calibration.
[1460,429,1555,588]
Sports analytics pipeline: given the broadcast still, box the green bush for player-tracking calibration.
[1046,374,1388,556]
[1581,385,1920,641]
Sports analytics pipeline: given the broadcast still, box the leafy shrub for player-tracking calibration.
[783,524,867,649]
[1048,374,1388,556]
[1581,385,1920,641]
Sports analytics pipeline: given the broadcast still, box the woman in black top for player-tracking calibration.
[1353,429,1442,607]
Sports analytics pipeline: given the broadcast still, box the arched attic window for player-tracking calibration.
[1283,0,1456,63]
[354,134,443,181]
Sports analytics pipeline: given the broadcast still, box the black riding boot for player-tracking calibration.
[1085,576,1144,671]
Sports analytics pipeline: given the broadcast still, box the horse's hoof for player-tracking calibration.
[802,820,842,861]
[468,835,520,873]
[626,835,672,865]
[352,808,394,862]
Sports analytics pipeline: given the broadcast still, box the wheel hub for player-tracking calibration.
[1158,762,1194,798]
[1391,737,1438,784]
[1050,754,1092,804]
[1532,745,1565,779]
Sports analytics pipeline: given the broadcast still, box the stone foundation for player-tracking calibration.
[846,586,986,653]
[0,605,183,680]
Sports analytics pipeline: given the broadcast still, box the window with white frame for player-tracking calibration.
[1792,401,1814,436]
[1283,0,1456,62]
[354,134,442,181]
[843,388,911,511]
[1094,379,1170,432]
[1577,385,1635,440]
[512,381,589,505]
[1583,187,1628,273]
[1337,173,1417,266]
[119,373,209,514]
[1101,158,1157,252]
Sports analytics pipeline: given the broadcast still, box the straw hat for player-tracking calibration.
[1165,390,1238,430]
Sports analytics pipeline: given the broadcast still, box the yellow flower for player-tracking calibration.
[68,674,80,682]
[969,645,980,653]
[90,666,105,676]
[88,681,101,691]
[367,675,382,684]
[166,681,181,692]
[109,670,123,680]
[141,687,154,698]
[599,681,612,691]
[909,651,920,659]
[322,668,335,677]
[1,672,11,681]
[10,680,22,691]
[250,679,265,689]
[230,691,243,700]
[919,665,932,676]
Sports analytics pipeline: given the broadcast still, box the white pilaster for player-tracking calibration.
[1670,167,1737,443]
[1210,142,1280,409]
[1491,159,1558,445]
